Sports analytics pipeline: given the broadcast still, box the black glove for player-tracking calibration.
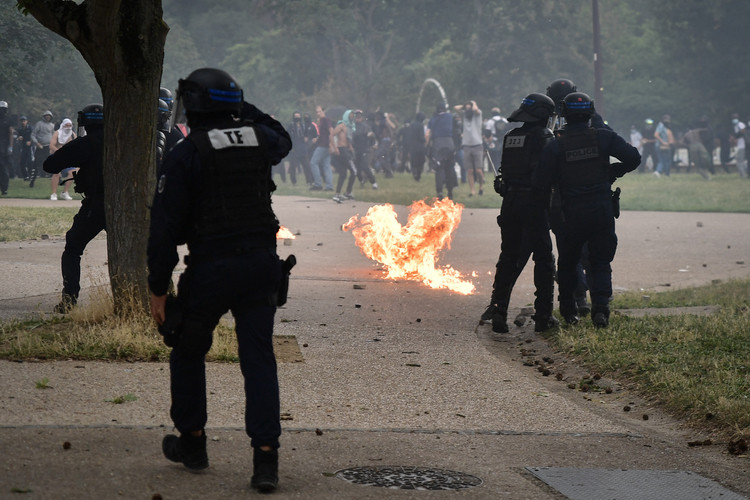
[158,294,183,347]
[610,161,626,182]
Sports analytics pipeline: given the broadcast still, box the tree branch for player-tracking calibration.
[17,0,87,44]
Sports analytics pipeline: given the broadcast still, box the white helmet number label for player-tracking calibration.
[504,135,526,148]
[208,126,259,150]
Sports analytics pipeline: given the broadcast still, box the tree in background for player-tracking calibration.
[18,0,168,314]
[7,1,750,177]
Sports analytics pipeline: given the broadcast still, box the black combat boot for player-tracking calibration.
[559,302,580,325]
[480,303,497,323]
[491,307,509,334]
[251,447,279,493]
[162,431,208,472]
[591,304,610,328]
[575,294,591,317]
[534,314,560,332]
[53,293,77,314]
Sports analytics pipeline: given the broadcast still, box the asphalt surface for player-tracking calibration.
[1,194,749,499]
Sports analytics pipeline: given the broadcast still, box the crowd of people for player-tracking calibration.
[269,100,750,205]
[0,103,80,199]
[628,113,750,180]
[273,102,524,202]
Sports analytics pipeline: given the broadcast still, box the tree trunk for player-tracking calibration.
[19,0,168,314]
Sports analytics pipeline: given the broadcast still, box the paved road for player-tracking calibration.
[1,195,748,498]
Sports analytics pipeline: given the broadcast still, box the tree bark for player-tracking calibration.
[18,0,168,314]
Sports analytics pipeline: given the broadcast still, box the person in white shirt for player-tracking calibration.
[731,113,747,178]
[48,118,77,200]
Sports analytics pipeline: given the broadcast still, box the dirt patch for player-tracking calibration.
[274,334,304,363]
[474,306,733,443]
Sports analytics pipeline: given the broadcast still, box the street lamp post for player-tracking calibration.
[592,0,605,118]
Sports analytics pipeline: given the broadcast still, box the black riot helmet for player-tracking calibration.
[77,103,104,129]
[560,92,595,122]
[546,79,577,113]
[177,68,243,115]
[157,99,171,132]
[507,93,555,123]
[159,87,174,111]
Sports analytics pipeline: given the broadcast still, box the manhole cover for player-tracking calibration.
[526,467,748,500]
[335,466,482,490]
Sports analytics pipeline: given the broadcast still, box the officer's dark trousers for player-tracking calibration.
[171,248,282,449]
[492,192,555,317]
[61,200,106,299]
[557,196,617,312]
[549,197,589,303]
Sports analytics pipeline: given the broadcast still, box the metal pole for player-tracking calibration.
[592,0,605,118]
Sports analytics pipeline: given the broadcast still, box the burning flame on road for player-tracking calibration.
[276,226,296,239]
[342,198,475,295]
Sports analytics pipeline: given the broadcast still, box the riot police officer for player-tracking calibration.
[43,104,106,313]
[546,78,607,317]
[156,98,172,166]
[533,93,640,327]
[482,93,558,333]
[147,68,291,492]
[159,87,185,149]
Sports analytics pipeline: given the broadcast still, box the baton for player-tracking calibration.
[485,147,498,176]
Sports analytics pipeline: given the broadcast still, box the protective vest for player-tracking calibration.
[557,128,609,188]
[188,123,279,241]
[500,126,551,186]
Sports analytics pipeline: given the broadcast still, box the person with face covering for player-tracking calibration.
[48,118,77,200]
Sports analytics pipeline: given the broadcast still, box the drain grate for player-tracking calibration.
[526,467,748,500]
[335,466,482,490]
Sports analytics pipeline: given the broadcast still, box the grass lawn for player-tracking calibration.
[273,168,750,212]
[551,279,750,441]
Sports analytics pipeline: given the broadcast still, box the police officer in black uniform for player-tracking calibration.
[159,87,185,151]
[482,93,558,334]
[43,104,106,313]
[533,93,640,327]
[156,98,177,167]
[546,78,609,317]
[148,68,291,492]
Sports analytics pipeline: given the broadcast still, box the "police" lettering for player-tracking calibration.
[565,147,598,161]
[208,126,259,150]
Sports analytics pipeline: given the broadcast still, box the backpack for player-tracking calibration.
[493,116,509,139]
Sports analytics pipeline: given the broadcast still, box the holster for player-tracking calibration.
[612,187,621,219]
[274,254,296,307]
[493,175,506,196]
[158,294,183,347]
